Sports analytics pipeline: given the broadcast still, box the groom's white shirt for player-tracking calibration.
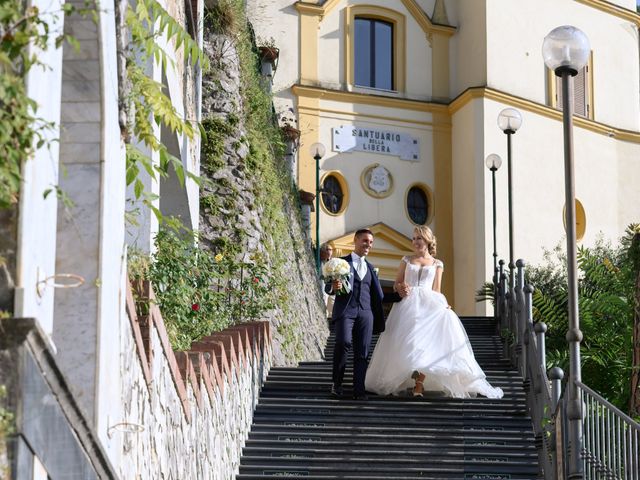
[351,252,367,280]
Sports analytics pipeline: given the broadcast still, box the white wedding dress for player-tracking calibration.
[365,257,504,399]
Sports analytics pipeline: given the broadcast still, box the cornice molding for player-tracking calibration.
[294,84,640,143]
[293,84,450,115]
[295,0,457,36]
[449,86,640,143]
[295,1,333,16]
[400,0,456,37]
[575,0,640,26]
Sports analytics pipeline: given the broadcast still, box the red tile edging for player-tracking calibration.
[127,278,271,421]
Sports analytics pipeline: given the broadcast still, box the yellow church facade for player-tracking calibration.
[248,0,640,314]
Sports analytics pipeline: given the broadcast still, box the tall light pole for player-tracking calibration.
[310,142,326,274]
[485,153,502,317]
[497,108,522,289]
[543,25,590,479]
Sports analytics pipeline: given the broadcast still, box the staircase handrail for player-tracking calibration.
[496,257,640,480]
[575,379,640,480]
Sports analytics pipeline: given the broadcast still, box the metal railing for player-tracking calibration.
[495,258,640,480]
[579,381,640,480]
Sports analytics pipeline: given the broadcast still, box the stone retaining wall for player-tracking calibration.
[118,280,271,479]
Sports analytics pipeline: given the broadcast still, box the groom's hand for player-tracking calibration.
[332,279,342,292]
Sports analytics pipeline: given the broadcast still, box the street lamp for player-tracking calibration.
[485,153,502,316]
[543,25,590,479]
[310,142,326,274]
[497,108,522,280]
[497,107,522,335]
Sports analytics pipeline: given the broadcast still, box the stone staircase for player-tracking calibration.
[237,317,540,479]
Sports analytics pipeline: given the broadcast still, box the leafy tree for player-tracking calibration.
[528,226,640,414]
[478,225,640,415]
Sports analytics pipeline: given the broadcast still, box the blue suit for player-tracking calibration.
[326,255,384,395]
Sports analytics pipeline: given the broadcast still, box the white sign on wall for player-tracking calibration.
[332,125,420,161]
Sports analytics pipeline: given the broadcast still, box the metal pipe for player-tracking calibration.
[315,152,321,274]
[491,166,498,320]
[559,69,584,480]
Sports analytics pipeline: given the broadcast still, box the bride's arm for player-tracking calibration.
[432,263,444,293]
[393,259,409,298]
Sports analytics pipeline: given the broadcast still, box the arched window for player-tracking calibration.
[405,184,433,225]
[354,17,393,90]
[320,172,349,215]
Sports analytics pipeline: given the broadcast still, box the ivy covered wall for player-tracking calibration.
[198,1,328,365]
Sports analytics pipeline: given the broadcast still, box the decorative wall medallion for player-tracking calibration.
[361,164,394,198]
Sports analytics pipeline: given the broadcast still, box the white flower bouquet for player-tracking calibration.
[322,258,352,295]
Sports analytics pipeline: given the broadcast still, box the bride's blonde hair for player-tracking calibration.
[414,226,437,256]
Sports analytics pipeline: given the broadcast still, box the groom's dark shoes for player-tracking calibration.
[330,384,343,397]
[353,392,368,401]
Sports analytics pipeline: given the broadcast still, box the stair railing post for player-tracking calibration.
[508,260,516,365]
[549,367,564,413]
[549,367,565,479]
[493,265,500,322]
[535,321,547,374]
[523,284,534,386]
[498,260,506,329]
[515,260,526,375]
[504,290,513,362]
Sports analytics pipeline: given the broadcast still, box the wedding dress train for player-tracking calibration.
[365,258,503,399]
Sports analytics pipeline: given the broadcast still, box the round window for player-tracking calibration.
[321,174,345,214]
[406,186,429,225]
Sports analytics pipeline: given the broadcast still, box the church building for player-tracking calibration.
[248,0,640,313]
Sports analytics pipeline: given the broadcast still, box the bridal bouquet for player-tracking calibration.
[322,258,352,295]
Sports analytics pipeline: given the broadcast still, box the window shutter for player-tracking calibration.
[554,65,588,117]
[574,66,587,117]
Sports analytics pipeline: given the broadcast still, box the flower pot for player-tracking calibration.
[281,125,301,142]
[258,46,279,62]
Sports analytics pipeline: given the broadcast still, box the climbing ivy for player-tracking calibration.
[199,0,318,359]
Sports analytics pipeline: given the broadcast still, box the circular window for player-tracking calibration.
[563,198,587,242]
[320,172,349,216]
[405,183,433,225]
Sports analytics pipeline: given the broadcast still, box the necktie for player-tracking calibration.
[357,258,366,280]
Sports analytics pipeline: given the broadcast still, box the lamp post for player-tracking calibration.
[543,25,590,479]
[485,153,502,317]
[310,142,326,274]
[497,108,522,288]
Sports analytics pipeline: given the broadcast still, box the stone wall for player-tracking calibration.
[118,281,271,478]
[198,7,328,366]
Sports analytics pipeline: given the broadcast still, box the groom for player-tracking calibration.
[326,228,384,400]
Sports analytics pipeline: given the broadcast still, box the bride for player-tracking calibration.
[365,226,503,399]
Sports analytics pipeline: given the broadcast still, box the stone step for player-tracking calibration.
[242,440,538,455]
[248,423,535,438]
[238,454,540,469]
[254,401,528,415]
[255,397,529,411]
[236,316,539,479]
[257,382,527,398]
[237,460,540,478]
[238,474,535,480]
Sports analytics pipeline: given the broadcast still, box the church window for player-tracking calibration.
[321,172,349,216]
[354,18,393,90]
[405,184,433,226]
[345,6,405,92]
